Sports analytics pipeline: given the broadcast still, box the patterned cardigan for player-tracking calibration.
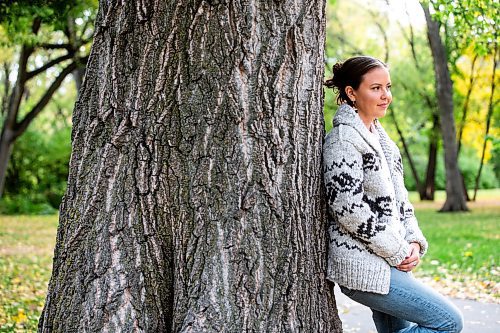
[323,104,428,294]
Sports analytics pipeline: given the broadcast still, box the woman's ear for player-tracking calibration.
[345,86,355,102]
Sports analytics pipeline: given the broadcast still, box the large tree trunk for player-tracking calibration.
[422,5,468,212]
[39,1,342,332]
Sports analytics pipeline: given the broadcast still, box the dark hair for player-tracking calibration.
[325,56,388,107]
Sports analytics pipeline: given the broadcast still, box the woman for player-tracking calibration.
[323,56,463,333]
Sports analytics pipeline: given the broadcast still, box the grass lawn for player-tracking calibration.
[416,206,498,275]
[410,189,500,303]
[0,216,58,332]
[0,190,498,331]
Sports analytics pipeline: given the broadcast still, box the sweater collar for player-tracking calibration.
[332,104,394,166]
[333,104,380,148]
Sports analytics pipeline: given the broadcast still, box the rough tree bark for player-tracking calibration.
[422,4,468,211]
[39,1,342,332]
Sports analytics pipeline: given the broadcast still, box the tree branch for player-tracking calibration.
[6,45,33,127]
[404,3,420,70]
[390,109,422,194]
[32,17,42,34]
[39,43,72,50]
[26,52,75,80]
[332,34,364,56]
[457,54,478,155]
[366,7,389,63]
[13,56,89,139]
[1,62,11,115]
[80,18,92,40]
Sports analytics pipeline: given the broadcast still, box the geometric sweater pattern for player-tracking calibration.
[323,104,428,294]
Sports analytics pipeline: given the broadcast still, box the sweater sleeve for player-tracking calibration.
[393,152,429,257]
[323,139,410,266]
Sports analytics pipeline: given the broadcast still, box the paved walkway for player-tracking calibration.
[334,285,500,333]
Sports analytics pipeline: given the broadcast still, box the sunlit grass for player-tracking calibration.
[415,206,499,276]
[408,188,500,202]
[408,190,500,302]
[0,216,58,332]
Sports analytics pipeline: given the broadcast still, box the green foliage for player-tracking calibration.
[0,1,58,43]
[0,196,56,216]
[459,147,499,189]
[0,0,97,46]
[1,126,71,215]
[323,88,336,133]
[427,0,499,56]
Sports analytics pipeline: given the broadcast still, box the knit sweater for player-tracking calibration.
[323,104,428,294]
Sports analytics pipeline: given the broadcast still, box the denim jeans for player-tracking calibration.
[340,267,464,332]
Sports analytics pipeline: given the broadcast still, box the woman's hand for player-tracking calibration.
[397,243,421,272]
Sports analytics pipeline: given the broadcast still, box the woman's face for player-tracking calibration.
[346,66,392,128]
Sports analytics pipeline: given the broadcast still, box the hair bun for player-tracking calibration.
[324,62,344,89]
[324,78,335,89]
[332,62,344,75]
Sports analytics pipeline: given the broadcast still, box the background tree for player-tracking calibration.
[39,1,342,331]
[391,4,441,201]
[421,0,498,209]
[421,4,468,211]
[0,0,95,197]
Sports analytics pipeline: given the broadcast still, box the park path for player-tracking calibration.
[334,284,500,332]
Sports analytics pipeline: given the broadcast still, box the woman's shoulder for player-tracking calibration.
[325,124,365,151]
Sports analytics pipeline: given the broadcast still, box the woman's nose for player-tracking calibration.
[381,88,391,99]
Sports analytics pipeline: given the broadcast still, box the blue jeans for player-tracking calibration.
[340,268,464,332]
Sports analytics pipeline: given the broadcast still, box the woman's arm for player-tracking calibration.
[393,152,428,257]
